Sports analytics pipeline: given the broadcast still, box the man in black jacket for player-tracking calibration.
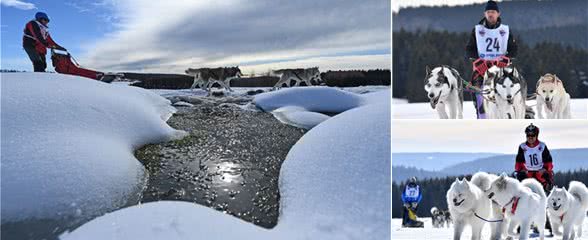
[465,1,518,119]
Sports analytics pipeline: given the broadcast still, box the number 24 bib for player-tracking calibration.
[475,24,509,60]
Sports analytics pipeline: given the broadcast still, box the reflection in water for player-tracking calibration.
[138,103,305,229]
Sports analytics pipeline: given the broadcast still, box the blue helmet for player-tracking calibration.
[35,12,50,22]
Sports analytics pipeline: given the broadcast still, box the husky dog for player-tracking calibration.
[483,66,527,119]
[486,173,547,240]
[546,181,588,240]
[447,172,503,240]
[424,66,464,119]
[536,73,571,119]
[271,67,322,89]
[443,210,452,228]
[185,67,242,92]
[431,207,446,228]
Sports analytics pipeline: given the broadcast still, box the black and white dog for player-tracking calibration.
[430,207,452,228]
[424,66,464,119]
[483,66,527,119]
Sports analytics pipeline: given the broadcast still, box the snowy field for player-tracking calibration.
[1,73,391,239]
[393,98,588,119]
[392,218,588,240]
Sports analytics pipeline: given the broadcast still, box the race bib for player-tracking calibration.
[521,142,545,171]
[475,24,509,60]
[405,186,420,198]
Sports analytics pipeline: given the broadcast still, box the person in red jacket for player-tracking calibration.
[23,12,66,72]
[514,123,554,192]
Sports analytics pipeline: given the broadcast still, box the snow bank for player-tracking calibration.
[253,87,365,113]
[253,86,389,129]
[60,88,391,240]
[276,98,391,239]
[271,106,330,130]
[1,73,186,223]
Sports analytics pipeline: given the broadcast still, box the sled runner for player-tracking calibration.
[51,49,122,83]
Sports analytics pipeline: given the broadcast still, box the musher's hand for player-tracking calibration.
[411,202,418,208]
[403,203,410,208]
[496,56,510,67]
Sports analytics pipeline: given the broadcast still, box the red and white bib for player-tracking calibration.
[520,142,545,171]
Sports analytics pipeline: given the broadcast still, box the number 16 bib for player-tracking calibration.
[521,142,545,171]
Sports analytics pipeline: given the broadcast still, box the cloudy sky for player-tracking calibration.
[393,120,588,154]
[392,0,502,13]
[1,0,390,74]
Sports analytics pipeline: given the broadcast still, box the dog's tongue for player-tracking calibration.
[430,99,437,109]
[546,101,553,111]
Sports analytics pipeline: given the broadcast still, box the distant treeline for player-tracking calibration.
[391,169,588,218]
[0,69,26,72]
[393,30,588,102]
[128,69,390,89]
[393,0,587,49]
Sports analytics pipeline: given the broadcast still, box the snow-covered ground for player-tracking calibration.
[393,98,588,119]
[60,86,391,239]
[1,73,187,223]
[391,218,588,240]
[253,86,389,129]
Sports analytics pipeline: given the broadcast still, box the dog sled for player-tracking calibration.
[51,49,122,83]
[402,207,424,228]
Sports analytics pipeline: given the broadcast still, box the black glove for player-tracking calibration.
[515,171,527,182]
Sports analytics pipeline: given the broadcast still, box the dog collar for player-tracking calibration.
[502,196,520,214]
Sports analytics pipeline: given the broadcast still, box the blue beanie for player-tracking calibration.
[35,12,50,22]
[485,1,499,12]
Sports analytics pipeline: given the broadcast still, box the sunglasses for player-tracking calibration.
[526,135,536,138]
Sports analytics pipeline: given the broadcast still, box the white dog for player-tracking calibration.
[447,172,503,240]
[483,66,527,119]
[536,73,572,119]
[424,66,464,119]
[486,173,547,240]
[546,181,588,240]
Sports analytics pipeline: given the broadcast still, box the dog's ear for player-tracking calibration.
[500,172,508,178]
[426,66,431,75]
[562,186,567,191]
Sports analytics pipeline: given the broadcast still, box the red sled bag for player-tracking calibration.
[51,49,103,80]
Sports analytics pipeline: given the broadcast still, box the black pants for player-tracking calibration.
[24,46,47,72]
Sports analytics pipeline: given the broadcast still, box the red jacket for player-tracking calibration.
[23,20,59,55]
[515,140,554,186]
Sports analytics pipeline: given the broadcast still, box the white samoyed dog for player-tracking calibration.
[546,181,588,240]
[486,173,547,240]
[447,172,504,240]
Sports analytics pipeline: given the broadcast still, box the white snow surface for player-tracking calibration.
[391,218,588,240]
[253,86,389,129]
[393,98,588,119]
[1,73,187,222]
[60,88,391,240]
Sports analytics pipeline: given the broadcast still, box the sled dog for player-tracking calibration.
[424,66,464,119]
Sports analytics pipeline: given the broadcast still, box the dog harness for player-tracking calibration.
[559,213,565,222]
[502,196,520,215]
